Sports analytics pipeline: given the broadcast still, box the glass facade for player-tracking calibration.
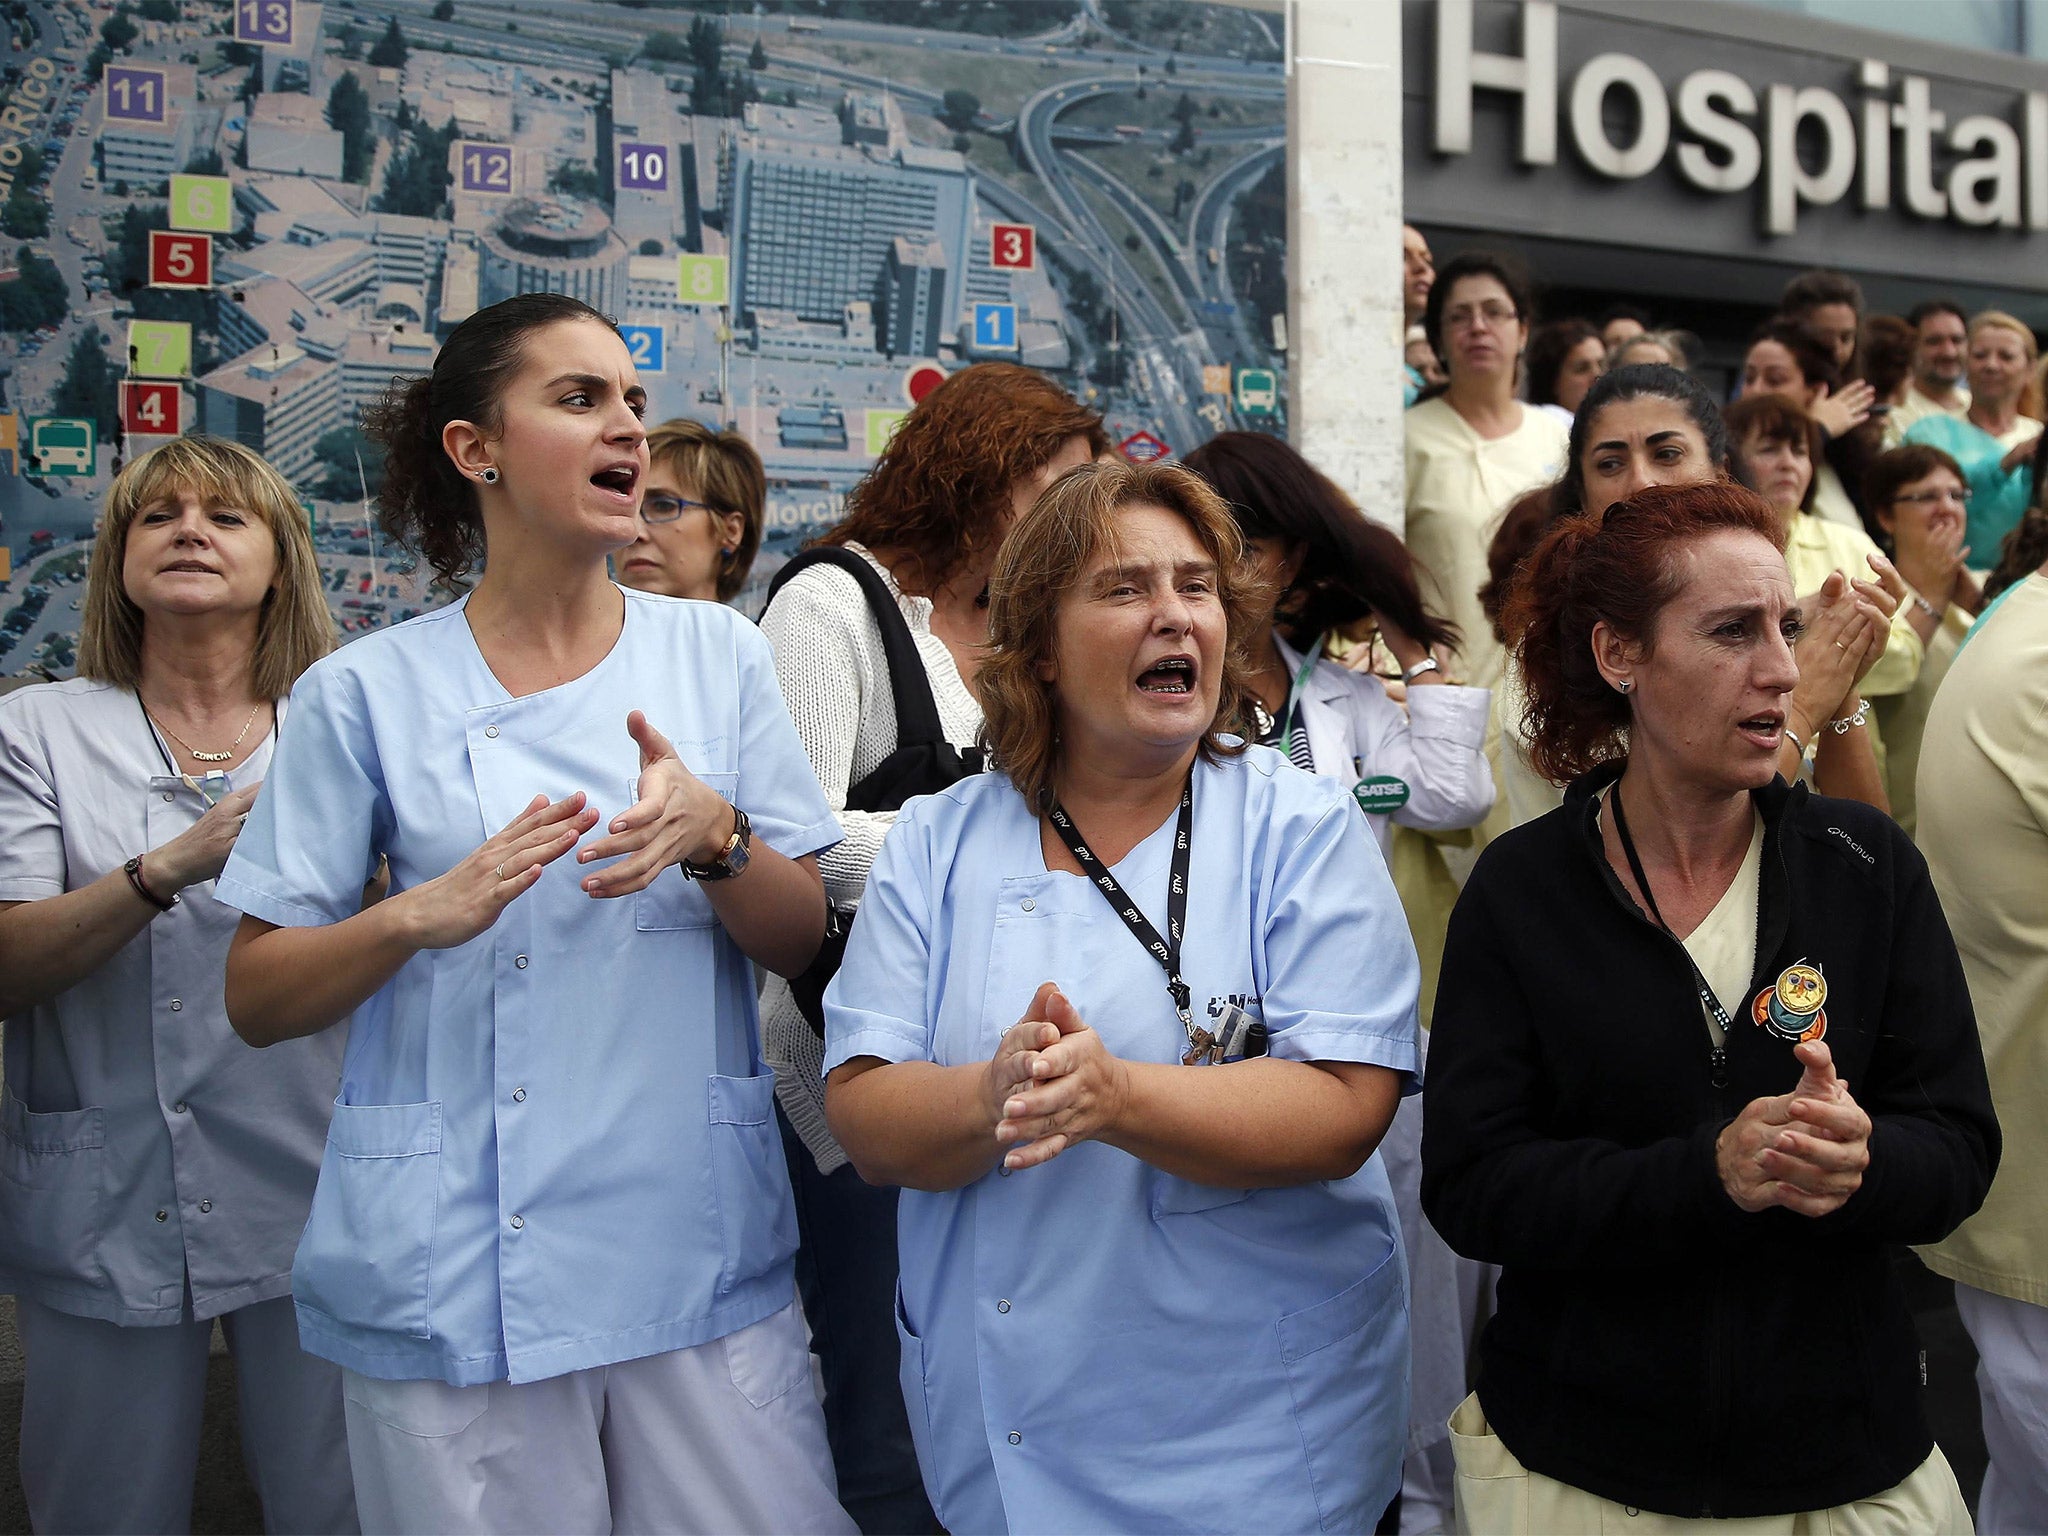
[1740,0,2048,59]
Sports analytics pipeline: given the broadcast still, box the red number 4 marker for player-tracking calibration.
[121,381,181,436]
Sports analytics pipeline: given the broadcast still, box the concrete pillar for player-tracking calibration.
[1286,0,1407,534]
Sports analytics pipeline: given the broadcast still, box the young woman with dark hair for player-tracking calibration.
[217,293,851,1533]
[1406,249,1570,692]
[1186,430,1493,1533]
[1741,320,1880,531]
[1425,480,1997,1532]
[1484,365,1729,834]
[1524,318,1603,423]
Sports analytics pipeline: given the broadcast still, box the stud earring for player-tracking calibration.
[1616,678,1634,695]
[480,468,498,484]
[720,545,737,558]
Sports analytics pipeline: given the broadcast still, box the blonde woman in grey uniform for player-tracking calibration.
[0,437,355,1533]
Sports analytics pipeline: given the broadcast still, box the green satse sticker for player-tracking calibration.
[1353,775,1411,814]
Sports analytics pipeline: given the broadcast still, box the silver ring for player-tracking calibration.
[495,863,506,881]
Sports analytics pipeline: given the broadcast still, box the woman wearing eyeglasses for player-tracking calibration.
[1862,445,1982,838]
[1405,250,1570,694]
[616,419,767,605]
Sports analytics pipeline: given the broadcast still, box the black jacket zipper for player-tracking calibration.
[1579,777,1801,1516]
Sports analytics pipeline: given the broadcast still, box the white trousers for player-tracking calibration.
[15,1291,358,1535]
[1954,1283,2048,1536]
[341,1300,854,1536]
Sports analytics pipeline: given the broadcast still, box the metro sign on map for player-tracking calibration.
[1120,430,1170,463]
[989,223,1035,271]
[121,381,181,437]
[903,362,948,406]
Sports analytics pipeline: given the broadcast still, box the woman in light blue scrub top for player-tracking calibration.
[217,295,852,1534]
[824,459,1419,1535]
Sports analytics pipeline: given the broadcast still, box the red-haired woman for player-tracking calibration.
[757,361,1107,1533]
[1422,481,1997,1531]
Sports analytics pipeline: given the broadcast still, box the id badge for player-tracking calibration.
[1206,997,1268,1063]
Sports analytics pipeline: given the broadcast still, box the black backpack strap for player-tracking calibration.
[764,546,948,747]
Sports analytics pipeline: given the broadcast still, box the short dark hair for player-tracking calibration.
[1597,303,1652,331]
[1781,268,1864,317]
[1724,392,1822,514]
[1861,315,1917,402]
[1525,318,1601,407]
[365,292,616,590]
[1423,249,1535,363]
[1507,482,1786,784]
[1180,431,1458,656]
[1862,443,1966,525]
[1907,298,1968,331]
[1557,364,1730,517]
[1748,319,1841,394]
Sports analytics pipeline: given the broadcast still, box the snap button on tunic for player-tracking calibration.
[215,594,842,1388]
[0,680,340,1327]
[822,755,1422,1534]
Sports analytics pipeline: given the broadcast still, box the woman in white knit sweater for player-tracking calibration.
[757,363,1106,1534]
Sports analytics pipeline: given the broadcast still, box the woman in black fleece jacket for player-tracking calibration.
[1422,481,1998,1529]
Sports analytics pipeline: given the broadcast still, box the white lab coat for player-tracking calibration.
[1274,631,1497,1531]
[1274,631,1495,853]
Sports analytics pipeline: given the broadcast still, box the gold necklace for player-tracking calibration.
[153,702,263,763]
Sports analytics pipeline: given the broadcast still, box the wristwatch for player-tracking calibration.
[1402,655,1442,683]
[680,805,752,882]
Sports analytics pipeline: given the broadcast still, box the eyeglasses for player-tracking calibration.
[640,494,719,524]
[1443,302,1519,333]
[1891,488,1969,509]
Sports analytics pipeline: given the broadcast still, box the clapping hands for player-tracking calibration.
[984,981,1130,1172]
[1715,1041,1872,1218]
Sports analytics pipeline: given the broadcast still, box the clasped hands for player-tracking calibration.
[393,711,735,952]
[1715,1040,1872,1218]
[983,980,1131,1172]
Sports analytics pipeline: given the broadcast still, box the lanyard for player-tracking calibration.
[1277,632,1325,760]
[1608,782,1734,1087]
[1045,773,1199,1057]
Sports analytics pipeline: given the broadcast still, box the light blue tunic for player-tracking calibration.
[824,748,1418,1534]
[1901,412,2038,559]
[217,591,840,1386]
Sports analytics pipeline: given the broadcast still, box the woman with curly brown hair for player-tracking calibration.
[757,360,1106,1534]
[823,458,1417,1533]
[1423,480,1996,1533]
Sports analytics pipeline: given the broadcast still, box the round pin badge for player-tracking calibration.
[1353,775,1412,814]
[1753,962,1828,1042]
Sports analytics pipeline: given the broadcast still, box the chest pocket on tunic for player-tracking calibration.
[0,1088,108,1287]
[635,772,738,931]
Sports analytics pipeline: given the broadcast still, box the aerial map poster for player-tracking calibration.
[0,0,1288,672]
